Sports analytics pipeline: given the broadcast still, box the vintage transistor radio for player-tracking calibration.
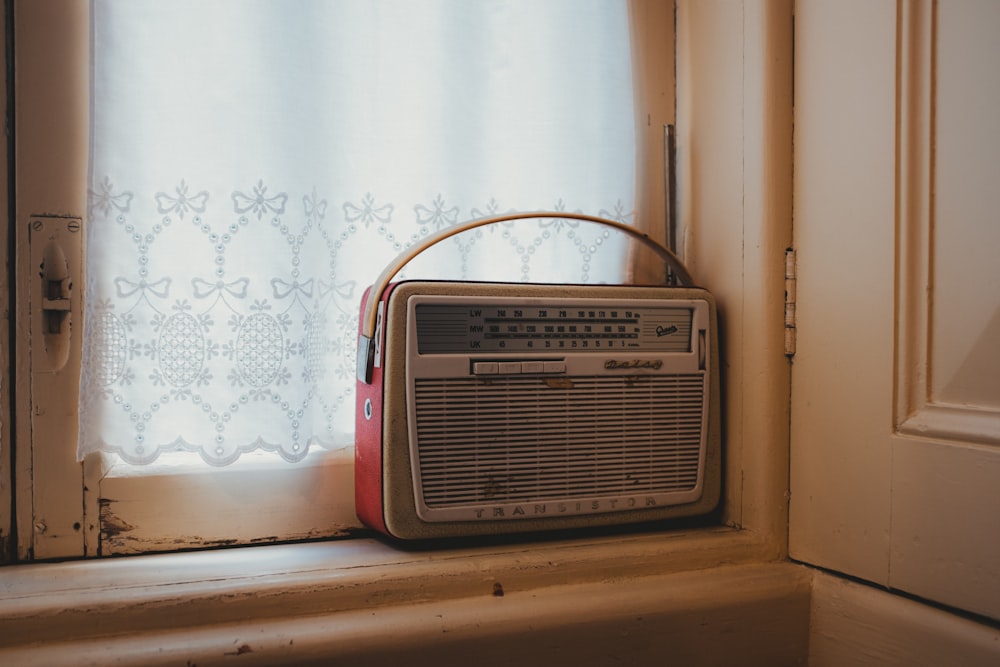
[355,212,720,539]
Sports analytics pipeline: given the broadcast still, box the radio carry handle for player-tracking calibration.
[357,211,693,383]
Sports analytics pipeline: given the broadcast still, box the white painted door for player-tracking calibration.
[790,0,1000,621]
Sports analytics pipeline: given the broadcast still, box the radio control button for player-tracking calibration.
[473,362,499,375]
[520,361,544,374]
[498,362,522,375]
[543,361,567,374]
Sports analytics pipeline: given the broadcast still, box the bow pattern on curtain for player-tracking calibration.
[80,0,638,465]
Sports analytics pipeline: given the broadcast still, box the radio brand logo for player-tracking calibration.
[604,359,664,371]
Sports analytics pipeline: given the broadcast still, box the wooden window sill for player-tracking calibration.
[0,526,795,664]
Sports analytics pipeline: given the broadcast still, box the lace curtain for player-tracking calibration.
[79,0,639,466]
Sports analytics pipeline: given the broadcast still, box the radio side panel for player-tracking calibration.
[354,286,389,534]
[359,281,722,540]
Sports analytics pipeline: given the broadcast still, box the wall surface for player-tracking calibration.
[809,570,1000,667]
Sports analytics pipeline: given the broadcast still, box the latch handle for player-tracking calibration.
[41,245,72,334]
[30,217,82,372]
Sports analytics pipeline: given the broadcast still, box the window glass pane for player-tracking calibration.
[81,0,637,466]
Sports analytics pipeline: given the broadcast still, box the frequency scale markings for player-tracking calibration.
[415,302,692,354]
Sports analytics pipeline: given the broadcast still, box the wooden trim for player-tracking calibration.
[898,404,1000,447]
[676,0,794,552]
[894,0,1000,447]
[0,530,797,664]
[0,0,11,563]
[810,569,1000,666]
[13,0,90,561]
[92,447,359,556]
[894,0,935,431]
[6,540,996,666]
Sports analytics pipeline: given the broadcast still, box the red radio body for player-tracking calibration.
[354,280,720,540]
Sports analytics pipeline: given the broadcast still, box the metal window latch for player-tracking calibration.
[30,216,82,372]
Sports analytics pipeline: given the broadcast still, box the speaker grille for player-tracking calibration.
[413,374,705,507]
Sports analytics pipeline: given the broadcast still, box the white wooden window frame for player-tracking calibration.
[0,1,817,658]
[5,0,793,568]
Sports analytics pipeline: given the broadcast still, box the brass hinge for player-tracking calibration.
[784,248,797,357]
